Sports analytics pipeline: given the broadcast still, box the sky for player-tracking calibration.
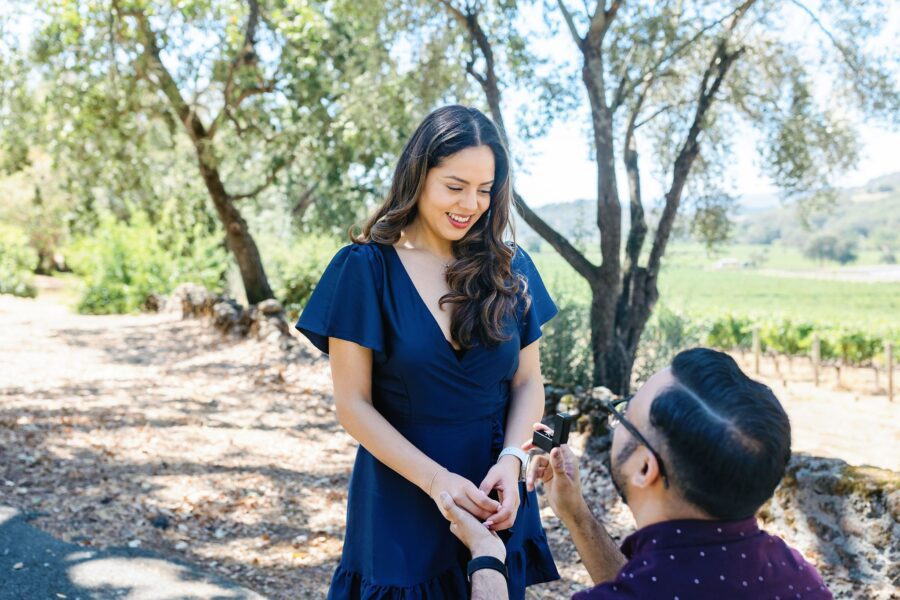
[507,3,900,208]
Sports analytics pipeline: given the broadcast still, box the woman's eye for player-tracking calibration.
[479,190,491,195]
[447,186,463,192]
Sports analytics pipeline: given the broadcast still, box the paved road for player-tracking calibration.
[0,506,265,600]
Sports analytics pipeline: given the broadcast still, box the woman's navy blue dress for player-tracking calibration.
[295,241,560,599]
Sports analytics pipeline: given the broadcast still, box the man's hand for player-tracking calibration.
[439,492,506,561]
[522,423,586,523]
[478,456,520,531]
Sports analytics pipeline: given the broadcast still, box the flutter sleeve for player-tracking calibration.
[513,245,559,348]
[294,243,385,356]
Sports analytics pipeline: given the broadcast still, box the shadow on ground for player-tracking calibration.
[0,505,263,600]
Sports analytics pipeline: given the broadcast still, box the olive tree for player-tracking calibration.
[433,0,898,393]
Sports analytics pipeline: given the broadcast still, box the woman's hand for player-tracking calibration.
[478,456,521,531]
[429,468,501,521]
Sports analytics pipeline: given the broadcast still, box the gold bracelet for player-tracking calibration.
[428,467,446,497]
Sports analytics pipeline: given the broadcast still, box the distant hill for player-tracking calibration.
[513,172,900,254]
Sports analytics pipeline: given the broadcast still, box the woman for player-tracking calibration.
[296,105,560,599]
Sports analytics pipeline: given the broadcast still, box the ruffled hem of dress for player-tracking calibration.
[512,535,561,587]
[327,564,468,600]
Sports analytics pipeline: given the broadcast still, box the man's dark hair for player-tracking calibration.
[649,348,791,520]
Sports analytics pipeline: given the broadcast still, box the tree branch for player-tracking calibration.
[291,182,319,220]
[633,99,695,129]
[438,0,598,280]
[514,192,599,280]
[122,6,209,145]
[586,0,620,48]
[556,0,584,49]
[647,43,746,276]
[611,2,748,112]
[209,0,269,138]
[622,76,652,274]
[645,1,754,277]
[788,0,861,75]
[230,157,291,201]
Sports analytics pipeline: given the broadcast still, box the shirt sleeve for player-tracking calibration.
[571,583,634,599]
[513,245,559,349]
[294,243,385,356]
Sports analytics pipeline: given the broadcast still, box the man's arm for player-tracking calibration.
[559,497,627,585]
[524,441,627,585]
[470,569,508,600]
[438,492,510,600]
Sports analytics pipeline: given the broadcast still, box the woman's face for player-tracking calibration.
[416,145,495,243]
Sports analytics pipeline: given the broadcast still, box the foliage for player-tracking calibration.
[15,0,473,303]
[66,212,226,314]
[803,234,858,265]
[0,224,39,297]
[704,314,894,367]
[633,306,703,385]
[24,0,469,232]
[0,22,33,176]
[261,234,343,320]
[705,313,754,350]
[428,0,900,392]
[538,290,592,389]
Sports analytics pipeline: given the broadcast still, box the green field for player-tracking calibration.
[531,243,900,333]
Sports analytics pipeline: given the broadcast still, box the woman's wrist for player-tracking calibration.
[425,465,447,497]
[496,454,521,479]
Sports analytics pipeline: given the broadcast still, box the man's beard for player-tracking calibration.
[608,437,639,505]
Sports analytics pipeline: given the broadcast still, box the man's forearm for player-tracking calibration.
[471,570,509,600]
[561,500,627,585]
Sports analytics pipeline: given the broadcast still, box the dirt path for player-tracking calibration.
[0,284,896,598]
[729,354,899,472]
[0,289,354,598]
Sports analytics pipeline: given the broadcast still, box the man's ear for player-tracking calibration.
[629,448,662,489]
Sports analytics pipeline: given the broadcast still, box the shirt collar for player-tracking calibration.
[621,517,760,557]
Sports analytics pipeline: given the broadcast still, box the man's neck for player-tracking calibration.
[630,496,714,529]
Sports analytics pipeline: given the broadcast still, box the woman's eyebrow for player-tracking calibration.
[445,175,494,186]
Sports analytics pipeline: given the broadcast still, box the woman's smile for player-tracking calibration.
[446,212,474,228]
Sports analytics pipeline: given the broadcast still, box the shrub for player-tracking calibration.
[0,224,39,297]
[539,290,592,389]
[67,212,226,314]
[634,306,702,385]
[705,313,753,350]
[263,233,343,319]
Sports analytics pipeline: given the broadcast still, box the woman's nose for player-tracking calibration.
[458,190,478,211]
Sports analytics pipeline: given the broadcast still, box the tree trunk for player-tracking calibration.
[196,158,274,304]
[128,9,275,306]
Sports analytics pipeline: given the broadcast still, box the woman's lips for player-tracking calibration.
[446,212,473,229]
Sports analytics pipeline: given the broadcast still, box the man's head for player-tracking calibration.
[609,348,791,522]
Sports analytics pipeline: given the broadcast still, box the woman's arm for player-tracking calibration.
[479,339,546,529]
[329,337,500,519]
[505,339,547,452]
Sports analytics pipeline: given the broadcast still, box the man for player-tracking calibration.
[439,347,832,599]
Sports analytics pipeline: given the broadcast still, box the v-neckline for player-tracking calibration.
[384,243,472,362]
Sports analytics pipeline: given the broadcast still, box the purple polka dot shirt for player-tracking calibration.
[572,517,832,599]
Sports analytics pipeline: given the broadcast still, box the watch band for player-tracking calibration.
[498,446,528,481]
[467,555,509,583]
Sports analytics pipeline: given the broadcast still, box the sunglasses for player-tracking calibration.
[602,396,670,489]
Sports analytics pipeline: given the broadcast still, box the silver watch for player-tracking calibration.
[497,446,529,481]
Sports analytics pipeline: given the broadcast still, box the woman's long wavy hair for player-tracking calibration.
[350,105,529,349]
